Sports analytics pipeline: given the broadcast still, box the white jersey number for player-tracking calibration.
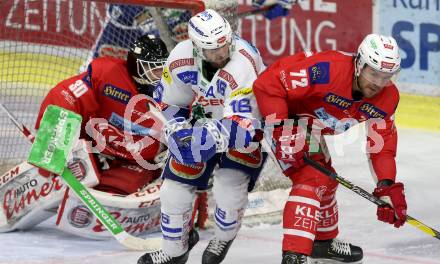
[289,69,308,89]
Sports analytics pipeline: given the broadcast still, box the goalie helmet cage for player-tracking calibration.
[0,0,290,223]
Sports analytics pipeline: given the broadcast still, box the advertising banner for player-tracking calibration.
[238,0,372,65]
[0,1,372,65]
[0,1,107,49]
[378,1,440,95]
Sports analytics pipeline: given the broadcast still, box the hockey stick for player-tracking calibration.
[0,103,35,142]
[0,102,162,251]
[302,156,440,241]
[260,138,440,241]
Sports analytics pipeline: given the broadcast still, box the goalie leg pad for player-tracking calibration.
[56,179,162,240]
[160,178,196,257]
[0,142,99,232]
[94,160,161,195]
[212,168,249,241]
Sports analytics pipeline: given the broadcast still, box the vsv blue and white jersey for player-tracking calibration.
[158,36,266,120]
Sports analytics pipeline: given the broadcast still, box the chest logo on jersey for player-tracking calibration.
[177,71,198,85]
[218,69,238,90]
[308,62,330,84]
[324,93,353,110]
[315,107,358,133]
[359,103,387,119]
[103,85,131,104]
[169,58,194,71]
[109,113,152,136]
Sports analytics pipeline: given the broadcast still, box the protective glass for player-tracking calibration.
[359,65,399,88]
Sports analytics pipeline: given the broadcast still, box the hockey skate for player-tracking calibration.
[282,251,309,264]
[137,229,199,264]
[309,238,363,263]
[201,237,235,264]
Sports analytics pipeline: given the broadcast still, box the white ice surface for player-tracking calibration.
[1,127,440,264]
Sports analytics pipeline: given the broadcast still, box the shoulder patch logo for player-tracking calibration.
[308,62,330,84]
[169,58,194,71]
[103,85,131,104]
[177,71,198,85]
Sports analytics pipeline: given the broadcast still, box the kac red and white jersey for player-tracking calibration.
[35,57,162,162]
[253,50,399,182]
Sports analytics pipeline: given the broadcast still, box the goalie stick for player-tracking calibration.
[260,138,440,241]
[0,102,162,251]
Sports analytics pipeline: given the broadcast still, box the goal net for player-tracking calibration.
[0,0,237,171]
[0,0,290,226]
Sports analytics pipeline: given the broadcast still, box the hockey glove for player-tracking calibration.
[168,125,217,164]
[219,117,256,149]
[272,125,309,169]
[373,181,407,228]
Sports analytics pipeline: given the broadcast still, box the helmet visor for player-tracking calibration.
[202,43,230,67]
[359,65,399,88]
[137,59,166,85]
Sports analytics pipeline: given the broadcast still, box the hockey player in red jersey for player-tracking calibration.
[35,34,168,196]
[253,34,407,263]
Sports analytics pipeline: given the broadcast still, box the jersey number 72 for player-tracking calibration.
[289,69,308,89]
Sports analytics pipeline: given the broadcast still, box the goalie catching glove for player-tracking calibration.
[165,117,255,164]
[373,180,407,228]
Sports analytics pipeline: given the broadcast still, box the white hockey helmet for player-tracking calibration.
[355,34,401,77]
[188,9,234,60]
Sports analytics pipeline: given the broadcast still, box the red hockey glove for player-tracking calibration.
[373,182,407,228]
[272,125,309,170]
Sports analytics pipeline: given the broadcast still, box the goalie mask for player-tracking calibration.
[355,34,401,89]
[127,34,169,96]
[188,9,234,68]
